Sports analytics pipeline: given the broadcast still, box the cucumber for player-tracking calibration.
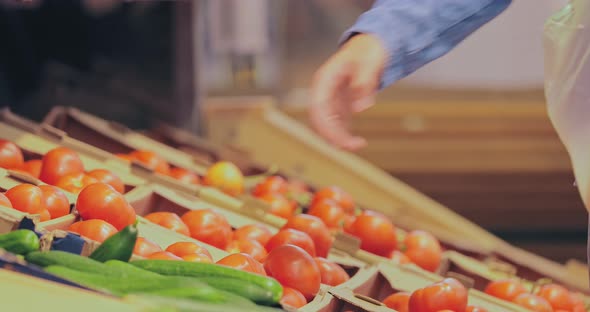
[104,260,162,278]
[0,229,40,255]
[130,260,283,305]
[26,251,107,274]
[140,286,253,305]
[89,223,138,262]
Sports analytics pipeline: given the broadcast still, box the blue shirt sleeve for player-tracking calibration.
[340,0,512,89]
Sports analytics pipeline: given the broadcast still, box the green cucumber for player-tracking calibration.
[195,276,280,306]
[104,260,162,278]
[89,223,138,262]
[140,286,253,305]
[0,229,40,255]
[26,251,107,274]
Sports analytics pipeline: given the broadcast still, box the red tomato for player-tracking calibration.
[258,192,294,219]
[266,228,316,257]
[233,224,273,246]
[182,253,214,263]
[383,292,410,312]
[133,237,163,257]
[345,213,396,257]
[144,212,190,236]
[311,186,355,215]
[0,192,13,208]
[226,239,268,263]
[147,251,183,260]
[68,219,117,242]
[465,306,489,312]
[404,230,442,272]
[252,176,288,197]
[264,244,321,301]
[181,209,232,249]
[203,161,244,196]
[536,284,573,311]
[129,150,170,175]
[570,293,586,312]
[313,257,349,286]
[39,185,70,219]
[512,293,553,312]
[115,153,135,163]
[165,241,213,262]
[287,179,310,194]
[0,140,24,169]
[282,214,333,258]
[55,173,99,194]
[75,183,136,230]
[39,147,84,185]
[280,287,307,309]
[21,160,42,179]
[168,168,200,185]
[86,169,125,194]
[5,184,49,220]
[390,250,412,265]
[408,278,468,312]
[216,253,266,276]
[308,198,345,229]
[484,279,527,302]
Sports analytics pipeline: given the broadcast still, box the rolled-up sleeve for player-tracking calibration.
[340,0,512,89]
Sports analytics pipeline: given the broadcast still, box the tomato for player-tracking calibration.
[283,214,332,258]
[226,239,268,263]
[115,153,134,163]
[216,253,266,276]
[308,198,345,229]
[68,219,117,242]
[55,173,99,194]
[181,253,214,262]
[181,209,232,249]
[345,213,396,257]
[287,179,310,194]
[536,284,573,311]
[465,306,488,312]
[266,228,316,257]
[570,293,586,312]
[165,241,213,262]
[313,257,349,286]
[39,147,84,185]
[404,230,442,272]
[264,244,321,301]
[39,185,70,219]
[5,184,49,221]
[133,237,163,257]
[258,192,294,219]
[280,287,307,309]
[252,176,288,197]
[0,192,12,208]
[129,150,170,175]
[484,279,527,302]
[168,168,200,185]
[311,186,355,215]
[86,169,125,194]
[203,161,244,196]
[390,250,412,265]
[512,293,553,312]
[147,251,183,260]
[75,183,136,230]
[408,278,468,312]
[382,292,410,312]
[233,224,273,246]
[0,140,24,169]
[144,212,190,236]
[21,160,42,179]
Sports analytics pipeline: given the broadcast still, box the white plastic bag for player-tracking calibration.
[544,0,590,209]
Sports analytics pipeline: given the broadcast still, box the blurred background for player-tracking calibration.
[0,0,584,262]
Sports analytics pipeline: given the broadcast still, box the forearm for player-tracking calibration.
[341,0,512,88]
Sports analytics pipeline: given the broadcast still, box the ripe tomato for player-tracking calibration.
[68,219,117,242]
[308,198,345,229]
[165,241,213,262]
[404,230,442,272]
[512,293,553,312]
[252,176,288,197]
[168,168,200,185]
[287,179,310,194]
[313,257,349,286]
[86,169,125,194]
[182,253,214,262]
[39,147,84,185]
[133,237,163,257]
[216,253,266,276]
[203,161,244,196]
[280,287,307,309]
[233,224,273,246]
[466,306,488,312]
[181,209,232,249]
[55,173,99,194]
[0,192,13,208]
[115,153,134,163]
[408,278,468,312]
[382,292,410,312]
[21,160,42,179]
[390,250,412,265]
[39,185,70,219]
[226,239,268,263]
[311,186,355,215]
[75,183,136,230]
[5,184,49,221]
[266,228,317,257]
[484,279,527,302]
[144,212,190,236]
[0,140,24,169]
[536,284,573,311]
[264,244,321,301]
[129,150,170,175]
[283,214,332,258]
[147,251,183,260]
[570,293,586,312]
[258,192,294,219]
[345,213,396,257]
